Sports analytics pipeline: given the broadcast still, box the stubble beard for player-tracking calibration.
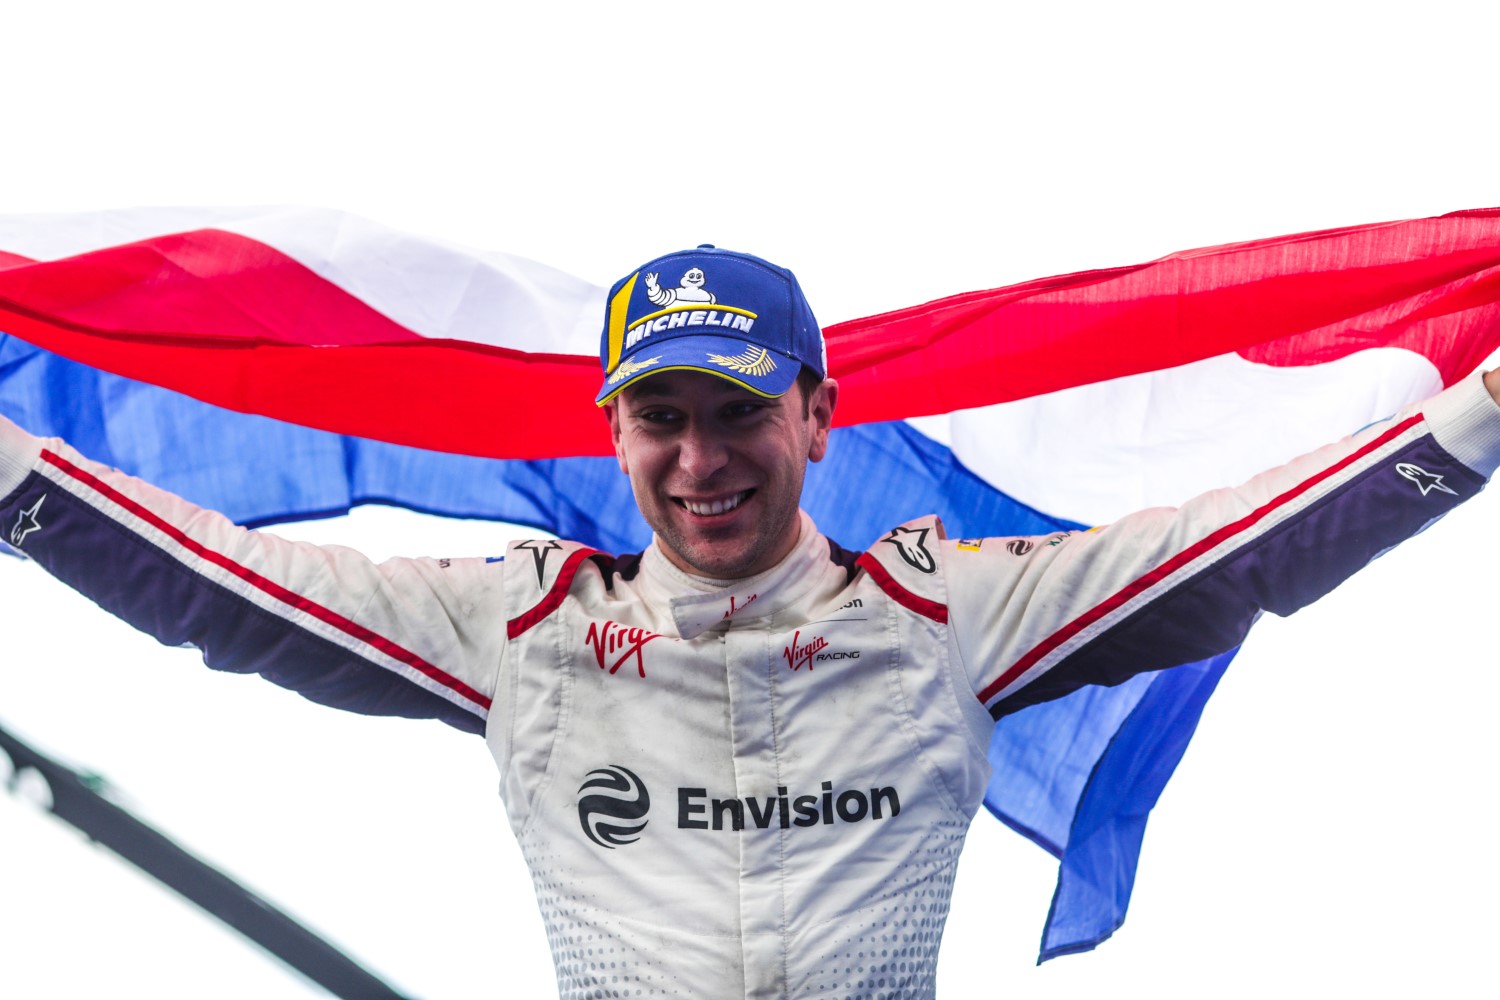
[653,494,801,581]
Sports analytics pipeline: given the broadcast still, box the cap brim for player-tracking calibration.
[595,335,800,405]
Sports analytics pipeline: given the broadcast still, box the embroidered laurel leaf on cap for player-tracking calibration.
[706,345,777,376]
[607,355,663,385]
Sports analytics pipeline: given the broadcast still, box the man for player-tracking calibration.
[2,245,1498,998]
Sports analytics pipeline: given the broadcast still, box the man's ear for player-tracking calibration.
[604,402,630,474]
[806,378,839,463]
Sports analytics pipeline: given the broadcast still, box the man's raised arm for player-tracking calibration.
[944,369,1500,719]
[0,413,504,734]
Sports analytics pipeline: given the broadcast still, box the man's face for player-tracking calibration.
[606,370,838,579]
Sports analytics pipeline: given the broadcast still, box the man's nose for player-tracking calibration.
[677,427,730,480]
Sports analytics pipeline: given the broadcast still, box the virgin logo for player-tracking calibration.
[782,630,829,671]
[585,620,663,677]
[722,592,759,620]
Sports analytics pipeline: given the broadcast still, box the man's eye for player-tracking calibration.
[638,409,679,424]
[724,402,765,419]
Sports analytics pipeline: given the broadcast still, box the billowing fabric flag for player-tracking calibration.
[2,207,1498,960]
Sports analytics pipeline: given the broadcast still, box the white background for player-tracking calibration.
[1,2,1498,997]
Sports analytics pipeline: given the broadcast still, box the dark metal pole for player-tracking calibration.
[0,722,414,1000]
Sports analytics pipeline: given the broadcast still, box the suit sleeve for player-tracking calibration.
[945,373,1500,720]
[0,416,503,735]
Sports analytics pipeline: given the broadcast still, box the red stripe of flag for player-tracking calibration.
[4,213,1500,461]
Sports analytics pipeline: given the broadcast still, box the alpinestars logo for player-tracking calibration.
[577,765,651,849]
[9,495,45,548]
[1395,462,1459,497]
[882,525,936,574]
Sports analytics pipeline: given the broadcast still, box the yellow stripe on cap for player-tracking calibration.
[604,271,640,374]
[595,364,786,406]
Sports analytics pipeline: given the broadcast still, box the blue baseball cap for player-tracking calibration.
[595,245,826,405]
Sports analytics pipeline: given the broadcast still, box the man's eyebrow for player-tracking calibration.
[626,378,747,401]
[627,382,678,400]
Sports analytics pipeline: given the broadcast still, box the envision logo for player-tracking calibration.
[680,780,900,831]
[577,765,650,849]
[577,767,902,847]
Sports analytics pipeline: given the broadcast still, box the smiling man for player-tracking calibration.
[2,246,1499,999]
[597,248,838,581]
[605,367,834,578]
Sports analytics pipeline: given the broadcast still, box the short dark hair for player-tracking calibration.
[794,366,822,418]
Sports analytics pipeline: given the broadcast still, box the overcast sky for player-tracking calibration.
[2,3,1498,997]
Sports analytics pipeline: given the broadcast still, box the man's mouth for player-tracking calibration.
[675,489,754,517]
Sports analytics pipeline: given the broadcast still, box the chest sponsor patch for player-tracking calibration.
[577,765,650,849]
[584,620,665,677]
[722,591,759,620]
[781,629,861,671]
[574,764,902,849]
[680,780,901,832]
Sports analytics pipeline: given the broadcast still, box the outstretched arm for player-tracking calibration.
[948,370,1500,718]
[0,414,504,734]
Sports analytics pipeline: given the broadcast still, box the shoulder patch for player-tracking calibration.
[504,538,599,639]
[514,539,565,589]
[856,516,949,623]
[880,524,938,574]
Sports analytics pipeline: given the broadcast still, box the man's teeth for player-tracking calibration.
[683,491,749,516]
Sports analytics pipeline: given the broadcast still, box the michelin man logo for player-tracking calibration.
[622,267,757,352]
[645,268,717,308]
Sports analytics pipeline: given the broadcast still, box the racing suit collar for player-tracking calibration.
[640,511,836,639]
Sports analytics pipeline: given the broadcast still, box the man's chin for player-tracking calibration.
[653,502,798,578]
[659,526,761,580]
[675,541,758,579]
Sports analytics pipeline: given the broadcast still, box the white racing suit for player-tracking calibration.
[1,375,1498,998]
